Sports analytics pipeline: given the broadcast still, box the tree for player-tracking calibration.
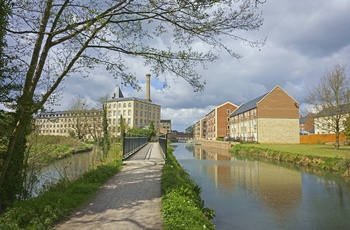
[67,96,91,140]
[0,0,266,209]
[185,125,194,135]
[305,65,350,150]
[148,121,156,141]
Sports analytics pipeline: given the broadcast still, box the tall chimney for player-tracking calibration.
[146,74,151,102]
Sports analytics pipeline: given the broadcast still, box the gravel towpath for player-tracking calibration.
[55,143,165,230]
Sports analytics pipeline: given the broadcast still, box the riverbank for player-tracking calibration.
[28,135,93,166]
[231,144,350,178]
[161,145,215,229]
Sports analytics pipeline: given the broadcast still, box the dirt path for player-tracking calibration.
[55,143,165,230]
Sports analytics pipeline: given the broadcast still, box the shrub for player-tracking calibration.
[161,148,215,230]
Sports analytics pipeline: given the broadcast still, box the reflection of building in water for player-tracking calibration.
[257,162,302,217]
[198,150,302,218]
[194,145,231,161]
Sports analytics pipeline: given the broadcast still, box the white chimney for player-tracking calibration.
[146,74,151,102]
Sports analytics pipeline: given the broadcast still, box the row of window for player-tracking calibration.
[36,117,101,123]
[107,110,159,119]
[38,112,101,118]
[108,102,160,112]
[108,118,159,126]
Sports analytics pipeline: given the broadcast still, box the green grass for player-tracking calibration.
[161,145,215,230]
[242,143,350,158]
[0,142,122,230]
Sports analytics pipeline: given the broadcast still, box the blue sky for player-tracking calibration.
[53,0,350,132]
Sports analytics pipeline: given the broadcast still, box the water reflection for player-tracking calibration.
[172,143,350,230]
[32,146,102,197]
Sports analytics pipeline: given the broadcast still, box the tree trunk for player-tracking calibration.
[0,111,32,210]
[335,132,340,150]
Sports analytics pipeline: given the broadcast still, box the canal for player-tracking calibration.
[171,143,350,230]
[32,146,102,197]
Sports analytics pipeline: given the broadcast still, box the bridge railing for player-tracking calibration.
[123,133,148,160]
[158,134,167,159]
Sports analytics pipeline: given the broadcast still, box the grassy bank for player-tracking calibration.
[28,135,93,166]
[161,145,215,230]
[231,144,350,178]
[0,143,122,230]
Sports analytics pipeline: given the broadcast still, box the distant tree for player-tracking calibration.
[148,121,156,141]
[305,64,350,150]
[0,0,266,209]
[120,115,125,141]
[67,96,90,140]
[98,95,110,154]
[185,125,194,135]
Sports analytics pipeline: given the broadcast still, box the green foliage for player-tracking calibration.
[0,160,122,229]
[161,147,215,229]
[27,135,92,166]
[128,127,154,141]
[231,144,350,178]
[101,104,110,156]
[185,125,194,135]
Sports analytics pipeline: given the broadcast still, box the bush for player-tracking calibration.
[0,161,122,229]
[161,147,215,230]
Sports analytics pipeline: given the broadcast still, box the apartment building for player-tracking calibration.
[196,102,238,140]
[160,119,172,134]
[194,117,206,140]
[35,109,102,140]
[230,85,299,143]
[105,74,161,137]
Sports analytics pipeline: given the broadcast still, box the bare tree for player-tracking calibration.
[305,65,350,150]
[0,0,266,208]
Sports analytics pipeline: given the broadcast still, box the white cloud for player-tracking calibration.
[52,0,350,132]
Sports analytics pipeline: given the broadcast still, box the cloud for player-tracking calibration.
[52,0,350,132]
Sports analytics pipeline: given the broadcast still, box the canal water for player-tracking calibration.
[32,146,102,197]
[171,143,350,230]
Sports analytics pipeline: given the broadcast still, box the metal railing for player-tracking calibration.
[158,134,167,159]
[122,133,148,160]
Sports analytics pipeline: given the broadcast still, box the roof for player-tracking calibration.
[230,93,267,117]
[314,104,350,118]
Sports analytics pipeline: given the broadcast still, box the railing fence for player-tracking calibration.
[122,133,148,160]
[158,134,167,159]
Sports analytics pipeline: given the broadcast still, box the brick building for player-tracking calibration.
[199,102,238,140]
[230,85,299,143]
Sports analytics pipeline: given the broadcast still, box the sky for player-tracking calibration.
[52,0,350,132]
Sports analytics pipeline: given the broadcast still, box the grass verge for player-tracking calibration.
[161,145,215,230]
[0,157,122,229]
[231,144,350,178]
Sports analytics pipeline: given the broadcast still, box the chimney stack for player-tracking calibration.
[146,74,151,102]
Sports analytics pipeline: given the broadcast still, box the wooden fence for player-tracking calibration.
[300,133,346,144]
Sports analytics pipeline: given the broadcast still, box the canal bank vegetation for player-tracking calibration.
[0,139,122,229]
[161,145,215,230]
[27,135,93,166]
[231,144,350,178]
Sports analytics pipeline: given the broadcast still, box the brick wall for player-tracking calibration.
[258,86,299,119]
[258,118,300,143]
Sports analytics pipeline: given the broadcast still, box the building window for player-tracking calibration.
[128,102,131,107]
[227,109,230,114]
[140,104,143,109]
[227,117,230,122]
[128,110,131,115]
[123,103,126,107]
